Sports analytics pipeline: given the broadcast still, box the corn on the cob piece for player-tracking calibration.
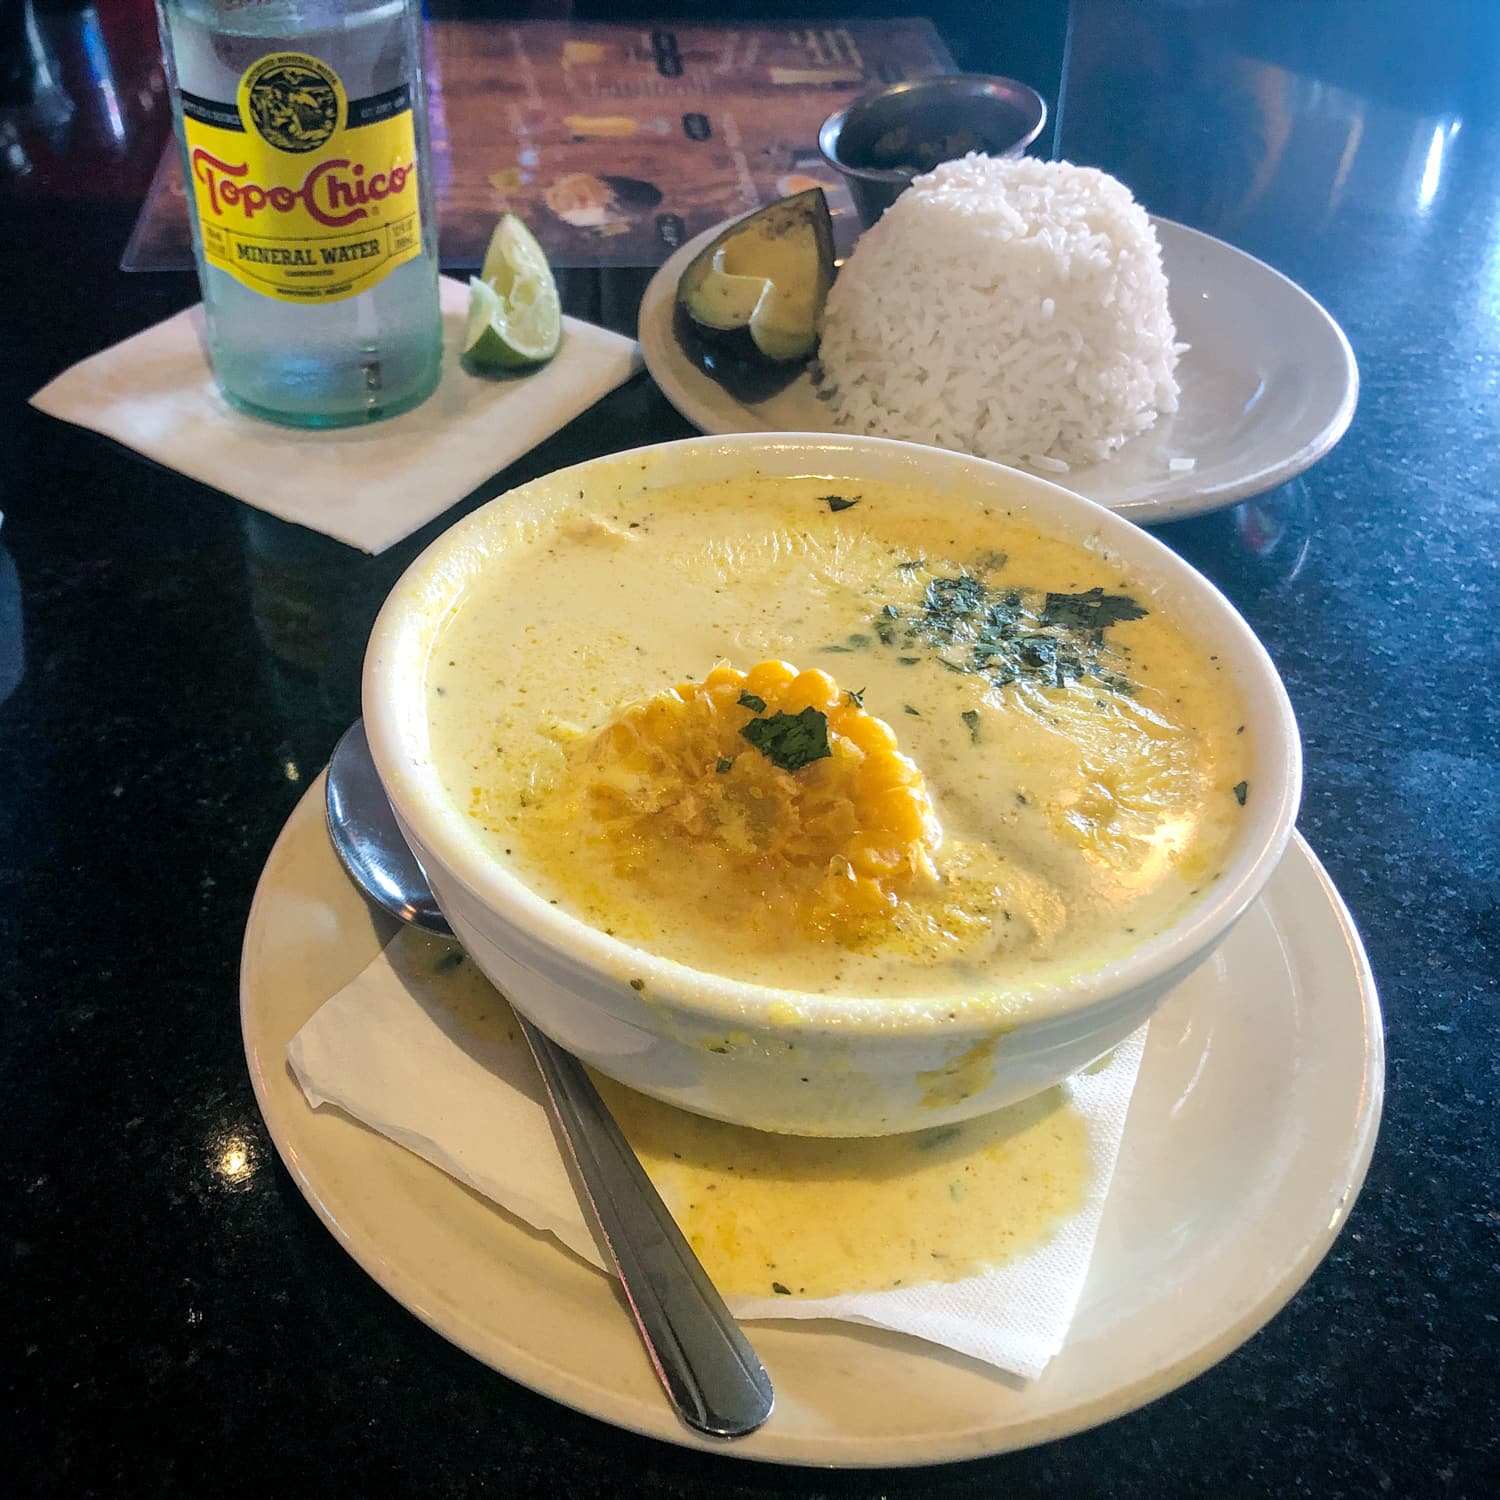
[571,661,941,941]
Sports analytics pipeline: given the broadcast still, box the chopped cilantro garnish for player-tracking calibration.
[822,494,859,513]
[741,707,832,772]
[823,632,871,654]
[1233,780,1249,805]
[882,603,900,619]
[847,687,865,708]
[904,704,921,716]
[926,573,988,618]
[880,571,1146,695]
[738,691,766,713]
[1041,587,1149,631]
[715,757,734,774]
[961,709,981,743]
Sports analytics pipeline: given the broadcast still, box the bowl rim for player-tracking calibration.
[363,432,1302,1037]
[817,72,1048,185]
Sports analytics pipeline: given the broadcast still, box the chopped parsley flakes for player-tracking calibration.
[1041,587,1150,632]
[741,707,832,772]
[875,567,1147,695]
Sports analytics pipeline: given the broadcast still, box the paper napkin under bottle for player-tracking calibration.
[29,277,642,555]
[287,927,1147,1382]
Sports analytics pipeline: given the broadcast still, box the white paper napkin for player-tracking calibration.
[288,928,1146,1381]
[29,277,642,554]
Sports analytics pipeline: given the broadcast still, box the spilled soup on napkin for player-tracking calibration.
[426,473,1249,1000]
[596,1070,1091,1297]
[422,945,1098,1296]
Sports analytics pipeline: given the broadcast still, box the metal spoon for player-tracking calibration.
[324,720,774,1440]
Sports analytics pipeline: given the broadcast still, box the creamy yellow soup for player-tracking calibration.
[426,475,1249,1000]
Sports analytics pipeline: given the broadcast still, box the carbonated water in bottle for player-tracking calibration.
[156,0,443,426]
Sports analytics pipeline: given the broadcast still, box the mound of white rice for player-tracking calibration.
[817,155,1181,470]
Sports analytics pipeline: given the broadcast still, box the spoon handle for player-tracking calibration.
[514,1013,775,1439]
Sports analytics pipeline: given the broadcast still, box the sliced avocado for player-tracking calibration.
[674,189,836,400]
[672,301,810,403]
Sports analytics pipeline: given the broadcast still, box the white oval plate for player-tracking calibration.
[242,778,1381,1467]
[638,215,1359,525]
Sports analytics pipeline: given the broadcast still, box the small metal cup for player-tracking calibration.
[819,73,1048,228]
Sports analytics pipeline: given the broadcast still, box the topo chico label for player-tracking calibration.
[180,52,424,304]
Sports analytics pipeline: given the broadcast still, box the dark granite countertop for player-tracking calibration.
[2,1,1495,1494]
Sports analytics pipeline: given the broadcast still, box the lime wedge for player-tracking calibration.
[463,214,562,369]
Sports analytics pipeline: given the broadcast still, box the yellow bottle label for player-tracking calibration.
[180,52,424,304]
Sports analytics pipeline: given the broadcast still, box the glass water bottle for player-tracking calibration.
[155,0,443,427]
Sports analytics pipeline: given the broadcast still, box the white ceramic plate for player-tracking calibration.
[638,215,1359,525]
[242,778,1381,1466]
